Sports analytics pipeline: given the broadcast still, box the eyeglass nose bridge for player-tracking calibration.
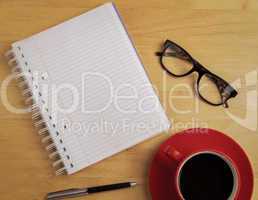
[193,61,209,74]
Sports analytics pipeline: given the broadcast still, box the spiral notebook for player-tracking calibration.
[5,3,170,175]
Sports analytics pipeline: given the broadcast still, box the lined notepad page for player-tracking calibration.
[12,3,170,174]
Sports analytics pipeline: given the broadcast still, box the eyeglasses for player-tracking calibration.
[156,40,238,108]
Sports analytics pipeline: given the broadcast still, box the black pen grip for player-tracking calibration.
[87,182,131,194]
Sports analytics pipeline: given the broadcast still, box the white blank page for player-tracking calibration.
[12,3,170,174]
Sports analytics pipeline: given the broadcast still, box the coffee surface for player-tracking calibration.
[179,153,234,200]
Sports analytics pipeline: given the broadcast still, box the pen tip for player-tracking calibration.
[130,182,137,187]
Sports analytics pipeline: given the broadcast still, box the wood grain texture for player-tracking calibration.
[0,0,257,199]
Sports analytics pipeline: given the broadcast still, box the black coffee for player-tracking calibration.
[179,153,234,200]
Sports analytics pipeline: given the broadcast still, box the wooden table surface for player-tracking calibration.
[0,0,258,199]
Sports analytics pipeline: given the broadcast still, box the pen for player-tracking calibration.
[46,182,137,200]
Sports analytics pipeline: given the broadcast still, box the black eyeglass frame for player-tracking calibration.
[156,40,238,108]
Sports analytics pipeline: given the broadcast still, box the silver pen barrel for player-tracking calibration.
[46,188,88,200]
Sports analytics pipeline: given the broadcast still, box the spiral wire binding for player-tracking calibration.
[5,48,67,175]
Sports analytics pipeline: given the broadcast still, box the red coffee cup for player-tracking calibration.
[149,128,253,200]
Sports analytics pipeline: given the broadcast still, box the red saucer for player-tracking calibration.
[149,128,253,200]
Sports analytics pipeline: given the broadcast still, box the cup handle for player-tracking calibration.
[163,145,184,162]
